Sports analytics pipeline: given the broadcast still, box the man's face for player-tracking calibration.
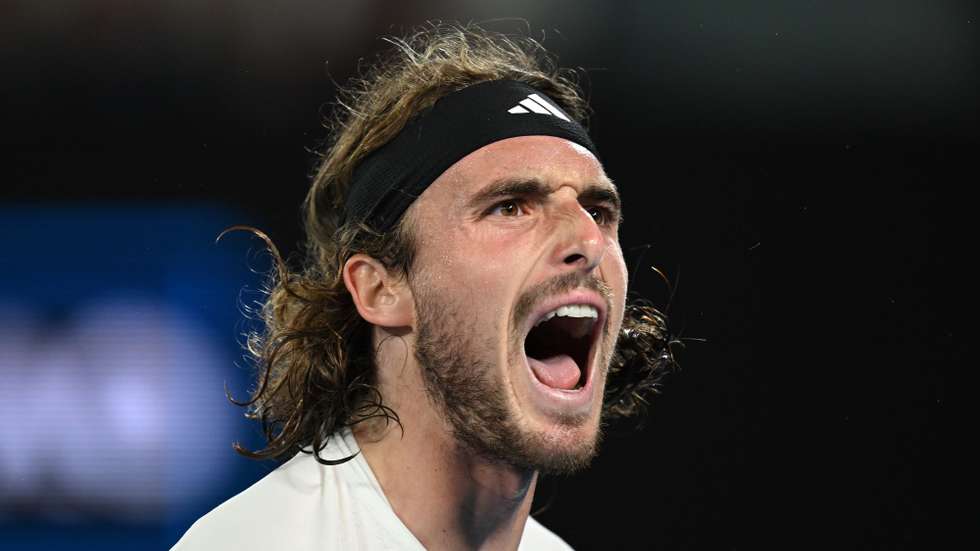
[407,135,627,474]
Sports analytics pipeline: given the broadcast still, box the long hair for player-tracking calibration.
[230,23,678,465]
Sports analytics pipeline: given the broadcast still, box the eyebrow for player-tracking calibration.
[465,177,622,213]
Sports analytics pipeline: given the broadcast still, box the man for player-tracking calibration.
[174,23,673,550]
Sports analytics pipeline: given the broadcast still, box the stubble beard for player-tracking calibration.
[411,275,610,475]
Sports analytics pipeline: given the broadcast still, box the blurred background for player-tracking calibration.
[2,1,972,549]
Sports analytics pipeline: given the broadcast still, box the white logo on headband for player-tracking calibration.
[506,93,571,121]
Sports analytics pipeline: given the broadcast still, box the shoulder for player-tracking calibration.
[170,450,348,551]
[520,516,575,551]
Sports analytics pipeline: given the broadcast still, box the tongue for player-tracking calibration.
[529,354,581,390]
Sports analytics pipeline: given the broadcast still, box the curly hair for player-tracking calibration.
[230,22,678,465]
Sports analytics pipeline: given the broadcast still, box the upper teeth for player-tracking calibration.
[534,304,599,327]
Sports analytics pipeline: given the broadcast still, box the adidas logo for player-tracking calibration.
[506,93,571,122]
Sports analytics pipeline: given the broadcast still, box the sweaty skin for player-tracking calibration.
[347,135,628,550]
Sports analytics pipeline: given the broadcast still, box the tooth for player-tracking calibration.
[533,304,598,327]
[534,310,557,327]
[554,304,598,319]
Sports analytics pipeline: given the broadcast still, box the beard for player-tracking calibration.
[411,272,611,475]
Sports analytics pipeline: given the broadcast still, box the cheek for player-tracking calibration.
[454,228,526,286]
[605,240,628,293]
[418,232,514,312]
[602,241,629,326]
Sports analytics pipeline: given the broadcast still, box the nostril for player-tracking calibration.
[563,253,586,265]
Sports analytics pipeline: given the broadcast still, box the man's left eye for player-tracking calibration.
[586,206,612,225]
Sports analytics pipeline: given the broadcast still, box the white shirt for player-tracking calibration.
[172,428,573,550]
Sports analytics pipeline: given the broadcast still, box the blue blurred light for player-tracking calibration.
[0,205,269,548]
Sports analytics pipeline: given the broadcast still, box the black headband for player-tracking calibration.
[343,79,598,232]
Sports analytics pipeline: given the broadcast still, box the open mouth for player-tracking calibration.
[523,304,601,391]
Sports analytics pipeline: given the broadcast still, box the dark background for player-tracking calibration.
[3,1,971,548]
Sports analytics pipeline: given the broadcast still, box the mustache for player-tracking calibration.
[513,271,613,331]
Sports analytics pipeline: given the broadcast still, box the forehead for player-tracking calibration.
[420,135,612,206]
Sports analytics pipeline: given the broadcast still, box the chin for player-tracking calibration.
[517,417,603,475]
[444,377,605,475]
[500,387,606,475]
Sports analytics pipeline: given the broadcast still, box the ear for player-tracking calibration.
[342,253,414,328]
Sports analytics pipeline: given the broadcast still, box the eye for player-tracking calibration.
[585,205,617,226]
[488,199,525,217]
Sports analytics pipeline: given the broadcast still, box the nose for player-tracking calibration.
[550,191,605,272]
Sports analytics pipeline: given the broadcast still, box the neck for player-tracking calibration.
[355,416,537,551]
[353,333,538,551]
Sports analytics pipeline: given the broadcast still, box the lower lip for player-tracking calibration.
[523,352,596,414]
